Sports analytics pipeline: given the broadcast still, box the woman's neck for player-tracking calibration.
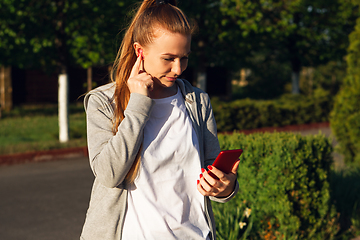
[150,84,177,99]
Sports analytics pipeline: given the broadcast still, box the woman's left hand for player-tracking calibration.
[197,160,240,198]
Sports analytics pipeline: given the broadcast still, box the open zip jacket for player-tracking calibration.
[80,79,239,240]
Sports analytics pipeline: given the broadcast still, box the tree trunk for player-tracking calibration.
[55,0,69,143]
[58,70,69,143]
[291,71,300,94]
[308,67,313,95]
[196,66,207,91]
[290,55,301,94]
[87,67,92,92]
[0,66,13,112]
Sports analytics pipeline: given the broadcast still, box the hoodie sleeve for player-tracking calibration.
[200,92,221,168]
[199,91,240,203]
[85,91,153,188]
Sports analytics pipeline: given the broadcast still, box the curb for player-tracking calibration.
[0,146,88,166]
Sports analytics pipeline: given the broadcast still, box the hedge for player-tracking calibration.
[212,89,332,132]
[213,132,338,239]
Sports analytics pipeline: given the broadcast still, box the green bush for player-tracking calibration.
[212,88,332,132]
[330,11,360,166]
[213,132,339,239]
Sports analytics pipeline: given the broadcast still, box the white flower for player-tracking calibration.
[244,207,252,218]
[239,221,247,229]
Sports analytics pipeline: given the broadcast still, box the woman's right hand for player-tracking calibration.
[127,52,153,97]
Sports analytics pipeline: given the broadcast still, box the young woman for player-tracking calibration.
[80,0,239,239]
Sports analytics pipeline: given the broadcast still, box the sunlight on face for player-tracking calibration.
[142,28,191,92]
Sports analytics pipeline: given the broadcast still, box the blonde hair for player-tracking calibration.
[111,0,195,183]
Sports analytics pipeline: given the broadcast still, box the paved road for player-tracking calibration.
[0,157,94,240]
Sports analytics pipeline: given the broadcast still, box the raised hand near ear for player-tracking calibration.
[197,160,240,198]
[127,50,153,97]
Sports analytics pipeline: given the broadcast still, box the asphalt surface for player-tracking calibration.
[0,157,94,240]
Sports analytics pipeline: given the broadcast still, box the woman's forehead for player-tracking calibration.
[146,31,191,54]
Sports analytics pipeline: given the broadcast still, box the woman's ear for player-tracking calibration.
[133,42,144,58]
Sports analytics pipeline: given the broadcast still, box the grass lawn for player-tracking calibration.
[0,104,87,155]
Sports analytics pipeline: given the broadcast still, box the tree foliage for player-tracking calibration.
[0,0,134,142]
[0,0,132,71]
[180,0,249,69]
[331,0,360,165]
[219,0,358,93]
[0,0,358,95]
[0,0,35,67]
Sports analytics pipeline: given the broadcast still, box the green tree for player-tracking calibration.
[180,0,250,91]
[0,0,131,142]
[0,0,36,68]
[330,0,360,165]
[1,0,132,72]
[219,0,358,94]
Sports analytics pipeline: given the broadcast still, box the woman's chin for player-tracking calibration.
[154,77,177,88]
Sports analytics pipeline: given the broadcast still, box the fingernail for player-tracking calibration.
[201,168,205,173]
[199,174,202,178]
[197,180,200,185]
[208,165,213,170]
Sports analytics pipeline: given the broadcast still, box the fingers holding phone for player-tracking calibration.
[197,161,240,198]
[197,149,242,198]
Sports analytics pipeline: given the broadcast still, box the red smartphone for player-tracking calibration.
[208,149,243,179]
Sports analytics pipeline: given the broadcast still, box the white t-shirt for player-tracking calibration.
[122,88,210,240]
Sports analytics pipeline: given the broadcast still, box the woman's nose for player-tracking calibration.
[172,61,182,76]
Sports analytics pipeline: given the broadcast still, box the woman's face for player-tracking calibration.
[139,28,191,90]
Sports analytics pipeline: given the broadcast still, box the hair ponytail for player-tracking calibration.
[110,0,194,184]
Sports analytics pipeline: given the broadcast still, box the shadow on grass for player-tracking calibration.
[330,167,360,238]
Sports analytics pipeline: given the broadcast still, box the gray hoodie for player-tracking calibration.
[80,79,239,240]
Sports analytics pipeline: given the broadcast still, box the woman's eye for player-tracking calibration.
[163,57,188,61]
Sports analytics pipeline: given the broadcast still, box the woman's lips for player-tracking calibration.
[166,77,177,81]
